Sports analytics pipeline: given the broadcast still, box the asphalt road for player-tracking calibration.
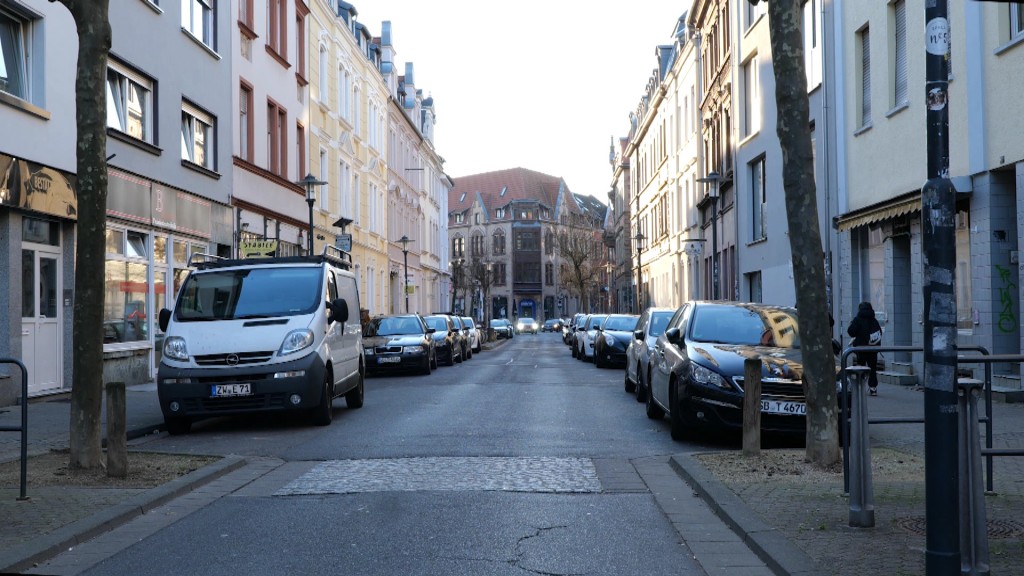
[47,333,745,576]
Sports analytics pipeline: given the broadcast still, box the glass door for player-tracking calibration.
[21,248,62,395]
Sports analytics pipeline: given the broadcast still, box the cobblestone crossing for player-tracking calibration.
[275,457,603,495]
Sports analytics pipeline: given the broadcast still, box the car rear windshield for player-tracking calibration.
[425,316,449,331]
[690,305,800,348]
[366,316,423,336]
[649,311,673,337]
[175,266,321,321]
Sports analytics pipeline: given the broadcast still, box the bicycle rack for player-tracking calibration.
[0,358,28,500]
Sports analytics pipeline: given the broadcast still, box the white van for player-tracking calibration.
[156,247,364,435]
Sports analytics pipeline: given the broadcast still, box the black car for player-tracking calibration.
[541,319,563,332]
[451,316,472,360]
[647,302,811,440]
[490,318,514,339]
[592,314,639,368]
[424,314,464,366]
[363,314,437,376]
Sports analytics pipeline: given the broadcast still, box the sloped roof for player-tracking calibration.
[449,167,581,216]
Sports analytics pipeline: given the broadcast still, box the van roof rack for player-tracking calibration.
[192,246,353,271]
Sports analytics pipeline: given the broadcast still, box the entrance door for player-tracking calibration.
[21,248,62,396]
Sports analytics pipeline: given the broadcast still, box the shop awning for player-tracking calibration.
[834,195,920,231]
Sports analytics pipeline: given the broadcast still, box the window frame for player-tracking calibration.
[266,98,288,178]
[181,100,216,170]
[181,0,215,50]
[239,80,254,161]
[858,26,872,128]
[106,58,155,144]
[750,156,766,241]
[1013,5,1024,40]
[892,0,908,108]
[0,4,30,102]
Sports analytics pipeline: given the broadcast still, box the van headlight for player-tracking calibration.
[279,329,314,356]
[163,336,189,361]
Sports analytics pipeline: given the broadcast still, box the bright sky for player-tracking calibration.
[353,1,688,199]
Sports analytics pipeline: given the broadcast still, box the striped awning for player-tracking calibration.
[834,194,920,231]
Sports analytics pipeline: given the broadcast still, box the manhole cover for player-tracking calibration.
[895,517,1024,539]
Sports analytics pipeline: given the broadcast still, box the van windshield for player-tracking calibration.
[175,266,322,321]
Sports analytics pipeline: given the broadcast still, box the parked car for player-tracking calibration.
[461,316,482,353]
[424,314,463,366]
[516,317,539,334]
[542,318,563,332]
[647,302,810,440]
[575,314,608,362]
[451,316,472,360]
[565,313,585,345]
[625,307,676,402]
[490,318,514,339]
[592,314,639,368]
[363,314,437,376]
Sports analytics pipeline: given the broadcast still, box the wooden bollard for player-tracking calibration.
[105,381,128,478]
[742,358,762,456]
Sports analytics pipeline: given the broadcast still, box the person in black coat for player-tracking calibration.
[847,301,883,395]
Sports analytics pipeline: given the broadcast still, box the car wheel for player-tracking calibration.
[669,383,694,441]
[466,346,473,360]
[345,366,365,409]
[165,416,192,435]
[624,370,636,394]
[455,347,463,363]
[635,367,648,403]
[312,372,334,426]
[571,344,578,358]
[446,346,456,366]
[431,350,438,370]
[595,350,605,369]
[645,378,664,420]
[474,341,482,353]
[421,356,432,376]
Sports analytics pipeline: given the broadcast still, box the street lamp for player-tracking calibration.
[633,232,645,313]
[298,173,326,255]
[697,171,722,300]
[397,235,414,313]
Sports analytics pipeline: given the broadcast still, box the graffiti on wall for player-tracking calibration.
[995,264,1018,334]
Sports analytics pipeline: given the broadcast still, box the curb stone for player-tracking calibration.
[670,452,820,576]
[0,455,246,574]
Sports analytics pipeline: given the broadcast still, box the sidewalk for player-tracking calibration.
[3,378,1023,575]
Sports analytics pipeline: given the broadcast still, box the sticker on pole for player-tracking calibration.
[926,18,949,55]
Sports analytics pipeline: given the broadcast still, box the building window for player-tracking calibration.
[181,101,215,170]
[858,26,871,127]
[319,148,329,211]
[746,271,763,303]
[750,156,766,241]
[267,0,287,60]
[239,0,253,29]
[339,160,351,217]
[493,263,506,286]
[318,45,328,102]
[454,212,464,224]
[266,100,287,177]
[0,6,31,101]
[181,0,215,49]
[545,262,554,286]
[339,67,352,122]
[493,231,506,255]
[545,230,554,255]
[239,82,253,161]
[955,205,973,330]
[892,0,908,107]
[103,228,151,345]
[514,230,539,251]
[297,123,306,180]
[452,236,465,258]
[742,55,759,137]
[295,7,306,82]
[106,59,153,142]
[495,207,505,219]
[514,262,541,284]
[1012,5,1024,39]
[471,233,484,257]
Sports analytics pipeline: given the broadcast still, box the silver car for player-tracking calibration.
[625,307,675,402]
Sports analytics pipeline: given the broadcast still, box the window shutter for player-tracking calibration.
[894,1,908,105]
[861,28,871,125]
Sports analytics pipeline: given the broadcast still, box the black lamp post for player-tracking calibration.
[398,235,413,313]
[633,232,645,313]
[298,173,326,255]
[697,171,721,300]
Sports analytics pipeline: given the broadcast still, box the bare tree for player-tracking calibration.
[49,0,112,470]
[468,257,495,341]
[556,227,602,313]
[760,0,839,465]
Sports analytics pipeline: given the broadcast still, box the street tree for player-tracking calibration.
[556,226,602,313]
[49,0,112,470]
[758,0,840,465]
[468,257,495,341]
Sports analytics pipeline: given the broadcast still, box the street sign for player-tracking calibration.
[239,240,278,258]
[336,234,352,252]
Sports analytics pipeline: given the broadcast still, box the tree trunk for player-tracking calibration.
[765,0,839,466]
[55,0,112,470]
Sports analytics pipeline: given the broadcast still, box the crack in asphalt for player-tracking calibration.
[510,525,588,576]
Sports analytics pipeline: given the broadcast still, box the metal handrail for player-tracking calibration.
[0,358,28,500]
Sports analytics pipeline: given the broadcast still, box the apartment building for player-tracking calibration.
[448,168,606,323]
[834,0,1024,388]
[379,24,451,316]
[231,0,311,259]
[308,1,390,315]
[1,0,234,401]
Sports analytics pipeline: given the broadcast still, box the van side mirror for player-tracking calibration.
[159,309,172,332]
[328,299,349,324]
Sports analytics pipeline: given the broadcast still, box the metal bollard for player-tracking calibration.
[957,378,990,576]
[847,365,874,527]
